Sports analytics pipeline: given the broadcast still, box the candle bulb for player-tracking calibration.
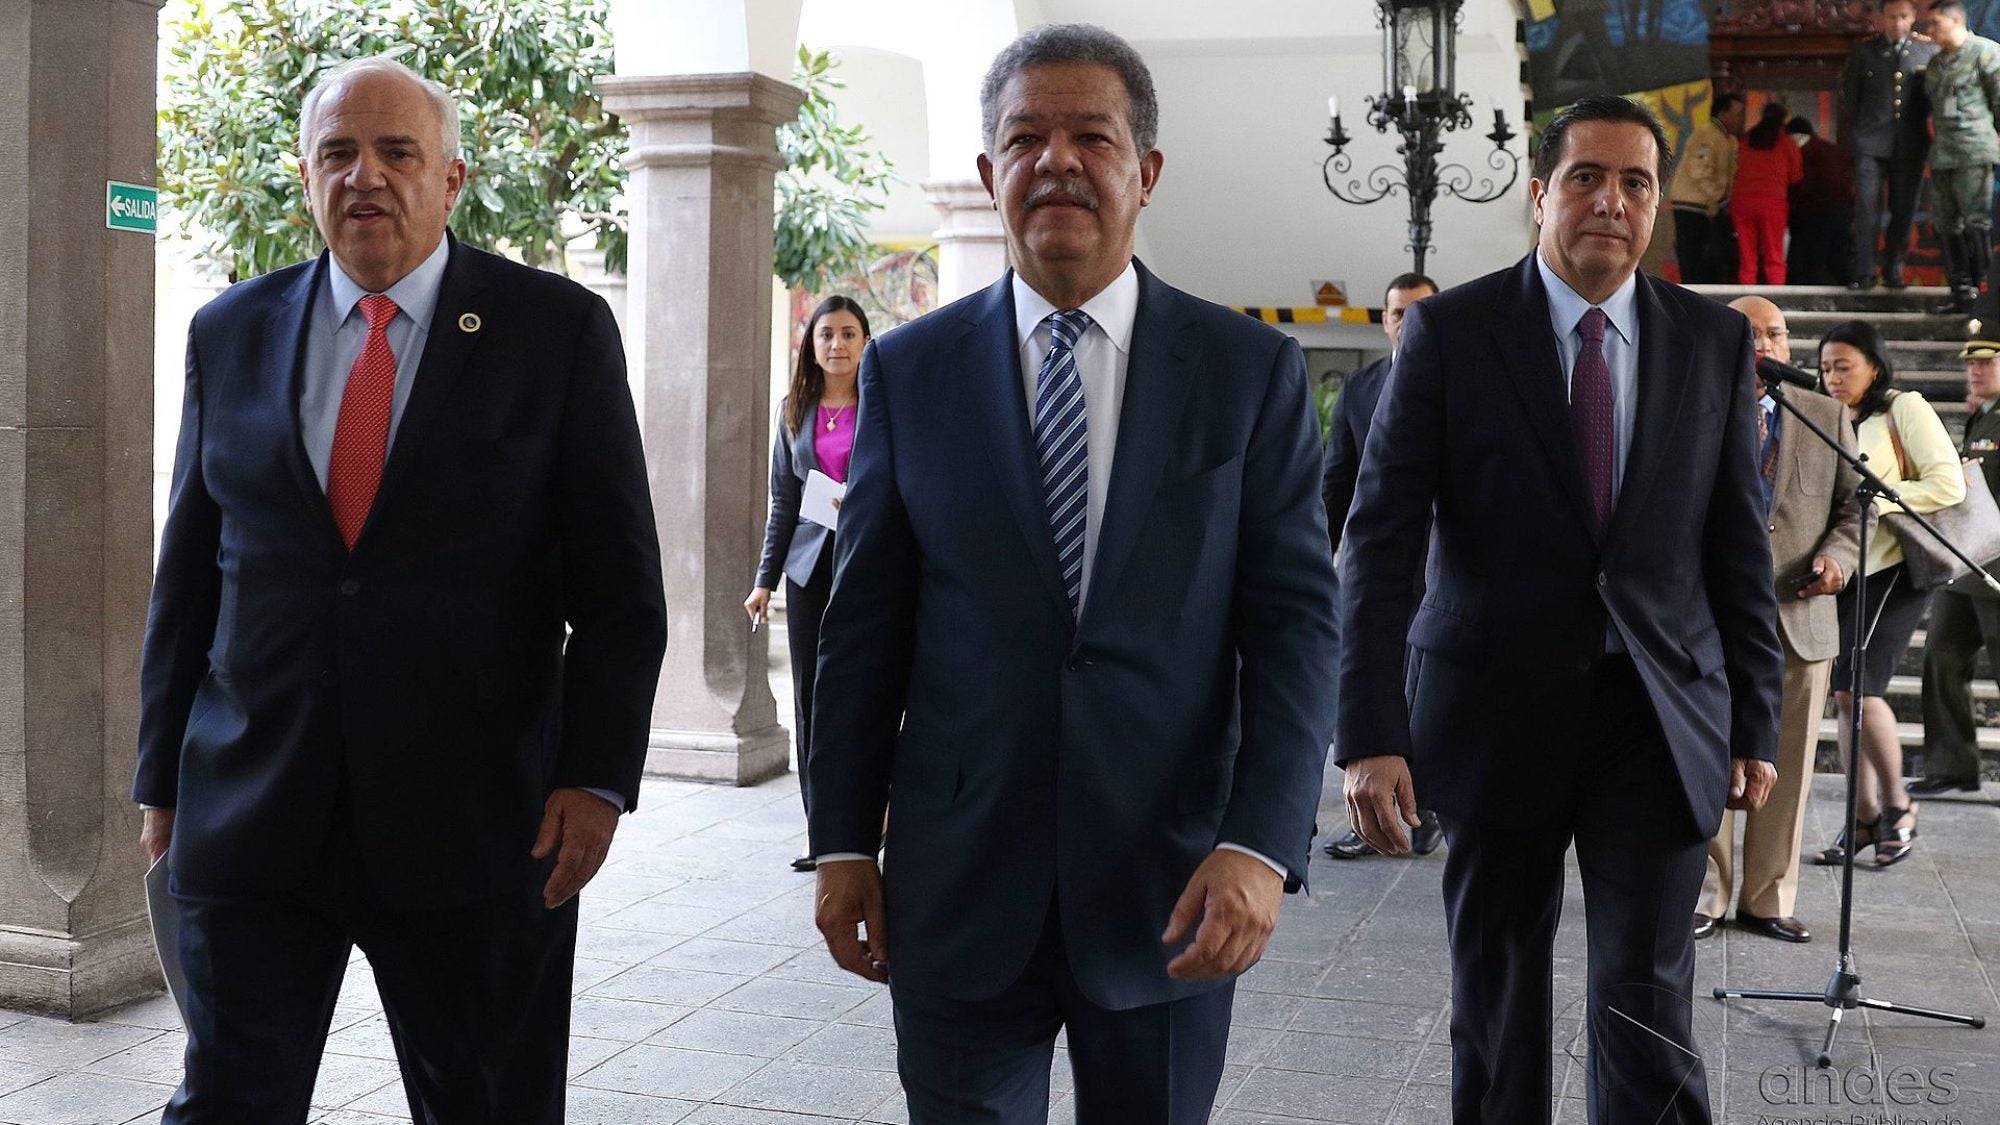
[1403,84,1417,105]
[1328,95,1340,121]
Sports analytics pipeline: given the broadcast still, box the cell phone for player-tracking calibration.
[1789,570,1818,591]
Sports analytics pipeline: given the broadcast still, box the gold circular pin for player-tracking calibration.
[458,312,482,333]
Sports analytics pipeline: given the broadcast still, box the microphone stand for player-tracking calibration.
[1712,379,1988,1067]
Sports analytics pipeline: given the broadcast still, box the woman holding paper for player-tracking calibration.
[746,295,871,870]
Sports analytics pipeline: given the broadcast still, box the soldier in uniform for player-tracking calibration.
[1915,330,2000,795]
[1841,0,1936,290]
[1923,0,2000,314]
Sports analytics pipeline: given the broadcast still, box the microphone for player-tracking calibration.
[1757,355,1821,392]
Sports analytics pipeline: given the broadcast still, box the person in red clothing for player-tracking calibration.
[1735,102,1805,284]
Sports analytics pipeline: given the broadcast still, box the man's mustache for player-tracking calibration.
[1027,180,1099,210]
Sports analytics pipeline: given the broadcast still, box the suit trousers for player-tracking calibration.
[889,901,1234,1125]
[1920,588,2000,783]
[1438,656,1713,1125]
[1702,653,1829,919]
[1787,207,1849,287]
[785,543,835,818]
[1853,152,1926,274]
[1672,207,1718,284]
[163,818,577,1124]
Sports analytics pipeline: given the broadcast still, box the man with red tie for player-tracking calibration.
[134,56,665,1123]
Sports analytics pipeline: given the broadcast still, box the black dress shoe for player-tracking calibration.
[1737,912,1812,943]
[1846,276,1878,291]
[1693,913,1718,939]
[790,855,818,872]
[1321,828,1378,859]
[1411,810,1445,855]
[1909,775,1981,795]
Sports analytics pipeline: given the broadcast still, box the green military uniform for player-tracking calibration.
[1924,34,2000,311]
[1919,334,2000,789]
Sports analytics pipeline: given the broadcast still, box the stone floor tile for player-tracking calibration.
[788,1021,898,1073]
[574,924,689,965]
[88,996,181,1033]
[568,996,692,1043]
[79,1031,186,1085]
[559,1085,696,1124]
[571,1043,766,1101]
[309,1052,402,1110]
[323,1016,399,1062]
[0,1060,56,1100]
[649,938,797,978]
[1225,1069,1402,1123]
[707,977,874,1022]
[1288,998,1437,1042]
[0,1072,170,1125]
[585,966,749,1008]
[307,1112,410,1125]
[593,899,740,938]
[714,1058,900,1116]
[567,1035,632,1079]
[0,1019,160,1070]
[1258,1030,1424,1079]
[645,1009,819,1058]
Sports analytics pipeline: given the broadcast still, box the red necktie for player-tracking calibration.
[1571,308,1615,533]
[327,294,399,549]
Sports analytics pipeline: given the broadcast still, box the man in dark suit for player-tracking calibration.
[1338,95,1783,1124]
[1841,0,1936,289]
[1319,271,1444,859]
[133,57,666,1123]
[806,23,1338,1124]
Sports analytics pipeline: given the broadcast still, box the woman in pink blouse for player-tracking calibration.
[745,295,872,870]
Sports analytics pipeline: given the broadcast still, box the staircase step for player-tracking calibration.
[1685,282,1953,314]
[1787,310,1973,341]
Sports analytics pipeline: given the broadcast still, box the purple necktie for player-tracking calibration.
[1571,308,1615,533]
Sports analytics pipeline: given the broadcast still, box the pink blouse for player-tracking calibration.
[814,402,856,483]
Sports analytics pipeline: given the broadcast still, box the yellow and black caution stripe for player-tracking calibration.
[1234,306,1381,325]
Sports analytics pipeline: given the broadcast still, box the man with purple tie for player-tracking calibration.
[1337,95,1783,1124]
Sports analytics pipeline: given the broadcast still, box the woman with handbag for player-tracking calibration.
[1811,321,1966,867]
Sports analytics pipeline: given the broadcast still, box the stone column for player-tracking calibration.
[602,73,805,785]
[923,178,1009,303]
[0,0,163,1016]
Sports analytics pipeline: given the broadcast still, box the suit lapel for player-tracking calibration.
[1606,274,1692,543]
[1775,398,1803,501]
[1084,263,1195,628]
[369,237,490,527]
[1489,255,1600,541]
[959,275,1074,619]
[277,256,342,546]
[792,405,819,478]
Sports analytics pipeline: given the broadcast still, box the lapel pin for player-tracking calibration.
[458,312,482,333]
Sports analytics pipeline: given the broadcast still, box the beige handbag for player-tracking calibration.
[1881,396,2000,590]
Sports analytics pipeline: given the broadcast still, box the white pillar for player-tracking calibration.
[924,178,1008,302]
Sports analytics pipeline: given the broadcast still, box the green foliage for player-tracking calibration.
[158,0,625,280]
[775,46,896,293]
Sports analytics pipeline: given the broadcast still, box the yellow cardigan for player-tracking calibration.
[1855,390,1966,574]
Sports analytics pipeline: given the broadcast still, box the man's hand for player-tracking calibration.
[815,860,888,983]
[140,808,174,864]
[530,788,620,908]
[1795,555,1843,599]
[1162,849,1285,981]
[1343,755,1421,854]
[1727,758,1778,811]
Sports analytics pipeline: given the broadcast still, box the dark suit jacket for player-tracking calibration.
[134,238,668,909]
[1336,255,1783,838]
[1321,354,1391,555]
[1842,35,1936,159]
[756,400,832,589]
[807,262,1339,1010]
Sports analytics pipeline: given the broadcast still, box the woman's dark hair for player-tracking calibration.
[1746,103,1788,150]
[1819,319,1896,421]
[786,296,872,435]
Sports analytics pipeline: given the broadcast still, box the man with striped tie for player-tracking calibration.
[134,56,665,1122]
[806,23,1339,1124]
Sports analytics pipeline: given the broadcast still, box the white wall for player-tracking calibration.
[816,46,936,243]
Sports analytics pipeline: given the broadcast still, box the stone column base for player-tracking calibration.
[646,724,792,785]
[924,177,1008,303]
[0,918,162,1019]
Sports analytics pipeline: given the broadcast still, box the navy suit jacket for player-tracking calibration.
[756,400,832,589]
[1321,354,1391,555]
[1336,255,1783,837]
[806,262,1339,1010]
[134,239,668,908]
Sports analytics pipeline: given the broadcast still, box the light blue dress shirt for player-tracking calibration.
[1537,252,1639,505]
[301,238,450,489]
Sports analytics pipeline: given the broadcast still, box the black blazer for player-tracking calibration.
[1321,354,1392,555]
[756,400,832,589]
[807,262,1339,1010]
[1336,255,1783,837]
[134,239,668,908]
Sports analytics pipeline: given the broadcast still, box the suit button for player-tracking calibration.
[1596,572,1608,587]
[339,578,361,596]
[319,670,338,686]
[1769,522,1778,533]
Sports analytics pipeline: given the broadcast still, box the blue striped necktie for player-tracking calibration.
[1035,309,1093,616]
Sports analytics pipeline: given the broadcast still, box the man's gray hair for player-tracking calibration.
[300,56,462,161]
[979,23,1159,155]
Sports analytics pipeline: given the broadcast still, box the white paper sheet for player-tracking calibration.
[802,469,847,531]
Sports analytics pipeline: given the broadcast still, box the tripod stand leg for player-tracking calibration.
[1853,996,1988,1028]
[1816,1006,1844,1069]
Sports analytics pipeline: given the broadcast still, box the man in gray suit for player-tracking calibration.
[1698,296,1863,944]
[1841,0,1936,290]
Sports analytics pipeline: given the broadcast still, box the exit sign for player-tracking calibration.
[106,181,157,233]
